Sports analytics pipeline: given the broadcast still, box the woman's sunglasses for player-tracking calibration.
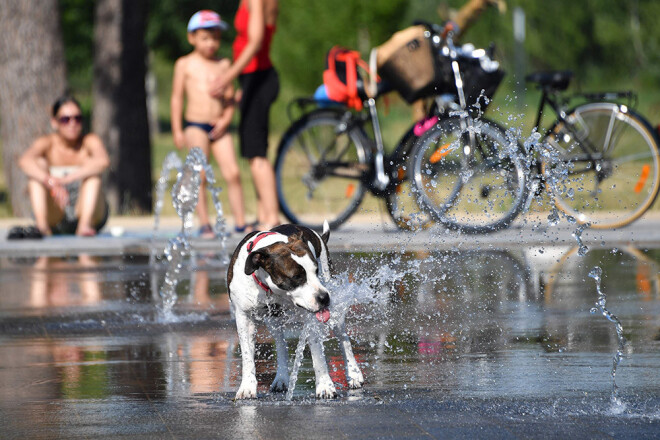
[58,115,83,125]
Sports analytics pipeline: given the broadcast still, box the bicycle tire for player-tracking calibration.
[275,109,368,231]
[545,102,660,229]
[384,126,434,231]
[409,116,528,233]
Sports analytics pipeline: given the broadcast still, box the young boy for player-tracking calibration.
[171,10,247,238]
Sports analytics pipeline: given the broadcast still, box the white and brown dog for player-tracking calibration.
[227,222,364,399]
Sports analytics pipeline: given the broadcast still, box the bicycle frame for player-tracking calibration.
[363,25,476,194]
[531,87,638,183]
[279,22,496,212]
[284,97,395,193]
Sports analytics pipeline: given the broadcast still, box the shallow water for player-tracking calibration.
[1,247,659,420]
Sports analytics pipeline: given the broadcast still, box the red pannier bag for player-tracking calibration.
[323,46,369,111]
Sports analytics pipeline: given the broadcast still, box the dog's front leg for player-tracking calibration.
[308,335,337,398]
[334,318,364,389]
[235,310,258,399]
[265,318,289,392]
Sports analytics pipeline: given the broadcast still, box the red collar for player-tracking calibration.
[247,232,278,294]
[246,231,277,252]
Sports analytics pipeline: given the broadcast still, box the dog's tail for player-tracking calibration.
[321,220,330,245]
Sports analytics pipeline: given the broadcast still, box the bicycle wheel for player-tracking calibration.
[385,127,434,231]
[275,109,368,230]
[546,103,660,229]
[409,117,528,233]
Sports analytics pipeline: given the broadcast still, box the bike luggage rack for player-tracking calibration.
[572,91,637,109]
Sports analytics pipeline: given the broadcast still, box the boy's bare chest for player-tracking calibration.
[185,59,226,89]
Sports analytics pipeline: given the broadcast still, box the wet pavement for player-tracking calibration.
[1,218,660,438]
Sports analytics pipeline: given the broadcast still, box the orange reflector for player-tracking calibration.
[395,184,402,194]
[637,272,651,296]
[429,143,451,164]
[345,183,355,198]
[634,164,651,193]
[397,167,405,181]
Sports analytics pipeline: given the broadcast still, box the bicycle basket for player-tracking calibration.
[453,54,504,108]
[376,26,443,103]
[376,27,504,107]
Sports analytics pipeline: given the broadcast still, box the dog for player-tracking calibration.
[226,221,364,399]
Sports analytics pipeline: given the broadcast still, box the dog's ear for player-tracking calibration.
[321,220,330,245]
[245,250,267,275]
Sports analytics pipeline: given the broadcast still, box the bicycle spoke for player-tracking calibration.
[601,107,617,155]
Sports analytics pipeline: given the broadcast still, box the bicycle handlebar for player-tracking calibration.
[413,20,458,38]
[413,20,460,57]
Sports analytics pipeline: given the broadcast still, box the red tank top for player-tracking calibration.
[232,2,276,74]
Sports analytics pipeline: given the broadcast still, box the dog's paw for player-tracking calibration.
[235,378,258,399]
[315,379,337,399]
[269,374,289,393]
[347,366,365,389]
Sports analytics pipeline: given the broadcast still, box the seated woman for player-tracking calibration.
[18,96,110,237]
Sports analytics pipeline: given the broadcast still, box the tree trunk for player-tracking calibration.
[93,0,152,214]
[0,0,68,217]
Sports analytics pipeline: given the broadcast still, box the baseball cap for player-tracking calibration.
[187,10,228,32]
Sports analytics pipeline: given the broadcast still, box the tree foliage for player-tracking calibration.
[54,0,660,111]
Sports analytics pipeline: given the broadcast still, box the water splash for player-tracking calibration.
[158,235,191,321]
[171,148,206,237]
[285,320,314,401]
[573,222,590,257]
[523,130,590,254]
[202,162,229,264]
[157,147,229,319]
[153,152,183,237]
[588,266,626,411]
[282,254,422,399]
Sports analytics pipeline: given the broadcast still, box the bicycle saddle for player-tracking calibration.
[525,71,573,91]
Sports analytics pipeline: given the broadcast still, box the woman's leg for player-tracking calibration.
[249,156,279,227]
[75,175,104,236]
[27,158,63,235]
[211,133,246,228]
[239,69,280,228]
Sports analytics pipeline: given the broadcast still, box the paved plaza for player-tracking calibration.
[1,215,660,439]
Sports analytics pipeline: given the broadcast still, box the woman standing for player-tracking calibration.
[211,0,280,229]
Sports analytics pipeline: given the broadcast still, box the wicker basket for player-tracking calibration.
[377,26,503,106]
[376,26,443,103]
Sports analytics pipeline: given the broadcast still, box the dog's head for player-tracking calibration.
[244,231,330,322]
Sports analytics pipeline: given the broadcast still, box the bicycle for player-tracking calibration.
[275,92,424,231]
[275,22,503,231]
[409,46,660,232]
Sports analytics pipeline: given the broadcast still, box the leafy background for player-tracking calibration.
[2,0,657,218]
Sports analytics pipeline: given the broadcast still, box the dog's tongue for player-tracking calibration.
[315,308,330,323]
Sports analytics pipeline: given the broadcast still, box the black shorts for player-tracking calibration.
[51,199,109,235]
[238,67,280,159]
